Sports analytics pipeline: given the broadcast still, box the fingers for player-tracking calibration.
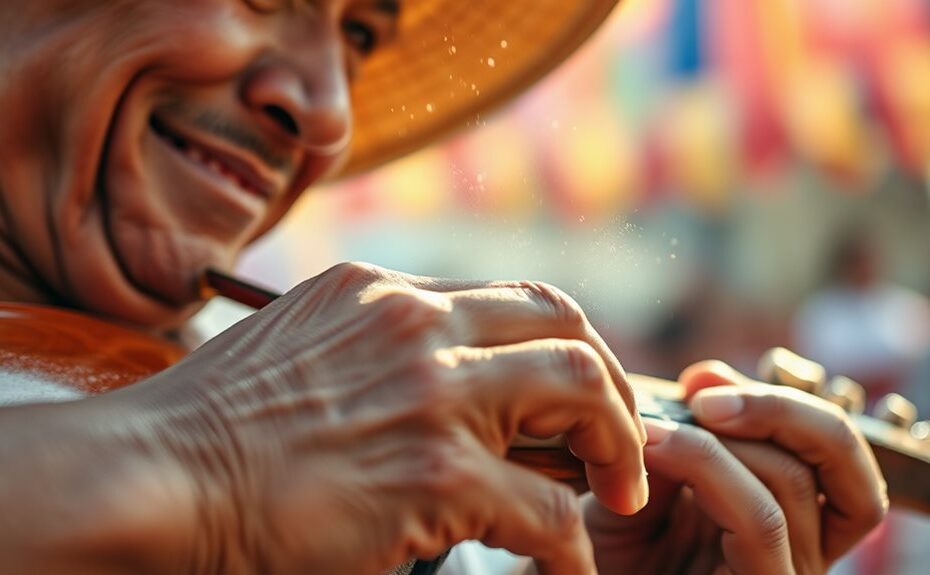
[320,265,649,514]
[643,418,794,575]
[394,437,596,575]
[443,284,646,443]
[440,341,648,515]
[476,457,597,575]
[687,382,888,561]
[722,439,823,574]
[360,280,645,446]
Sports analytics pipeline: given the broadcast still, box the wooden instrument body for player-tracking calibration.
[0,303,183,399]
[2,301,929,515]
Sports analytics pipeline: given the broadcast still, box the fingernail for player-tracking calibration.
[643,418,678,445]
[691,389,744,421]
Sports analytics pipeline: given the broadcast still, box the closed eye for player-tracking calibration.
[343,20,378,57]
[343,0,400,59]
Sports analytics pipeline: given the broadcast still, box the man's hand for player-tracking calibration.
[579,361,887,575]
[105,262,647,574]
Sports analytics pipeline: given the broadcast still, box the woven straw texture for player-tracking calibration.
[340,0,621,177]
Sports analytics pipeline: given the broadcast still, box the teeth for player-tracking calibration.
[193,145,253,195]
[155,120,260,197]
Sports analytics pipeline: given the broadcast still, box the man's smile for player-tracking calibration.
[148,112,290,210]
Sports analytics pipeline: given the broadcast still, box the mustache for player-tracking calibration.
[173,106,294,172]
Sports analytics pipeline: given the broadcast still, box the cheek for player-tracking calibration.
[104,129,246,303]
[105,112,260,243]
[100,0,274,244]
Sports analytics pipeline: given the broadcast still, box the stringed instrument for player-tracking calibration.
[2,271,929,515]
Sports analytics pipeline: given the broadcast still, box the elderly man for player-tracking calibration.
[0,1,886,573]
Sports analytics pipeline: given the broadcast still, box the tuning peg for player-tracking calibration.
[823,376,866,414]
[873,393,919,429]
[911,420,930,441]
[757,347,827,395]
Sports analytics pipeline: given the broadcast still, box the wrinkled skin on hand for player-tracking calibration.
[576,361,888,575]
[102,262,648,575]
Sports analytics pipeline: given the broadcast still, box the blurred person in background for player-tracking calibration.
[794,228,930,405]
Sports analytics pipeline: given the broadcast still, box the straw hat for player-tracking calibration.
[341,0,622,177]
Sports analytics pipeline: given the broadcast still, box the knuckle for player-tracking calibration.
[522,281,588,330]
[374,289,422,318]
[681,426,728,467]
[775,455,817,501]
[404,355,455,405]
[557,341,607,393]
[824,413,861,453]
[407,354,446,384]
[540,484,584,537]
[374,290,450,335]
[752,501,789,553]
[416,442,482,497]
[328,261,384,287]
[753,391,791,421]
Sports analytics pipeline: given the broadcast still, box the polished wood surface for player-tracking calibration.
[0,303,184,394]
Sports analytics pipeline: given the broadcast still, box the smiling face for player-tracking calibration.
[0,0,399,327]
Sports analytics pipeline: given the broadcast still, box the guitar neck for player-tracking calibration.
[508,374,930,515]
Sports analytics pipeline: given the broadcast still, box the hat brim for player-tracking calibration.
[338,0,622,178]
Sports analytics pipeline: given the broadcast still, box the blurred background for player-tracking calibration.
[237,0,930,572]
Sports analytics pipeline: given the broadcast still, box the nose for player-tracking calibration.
[241,37,352,156]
